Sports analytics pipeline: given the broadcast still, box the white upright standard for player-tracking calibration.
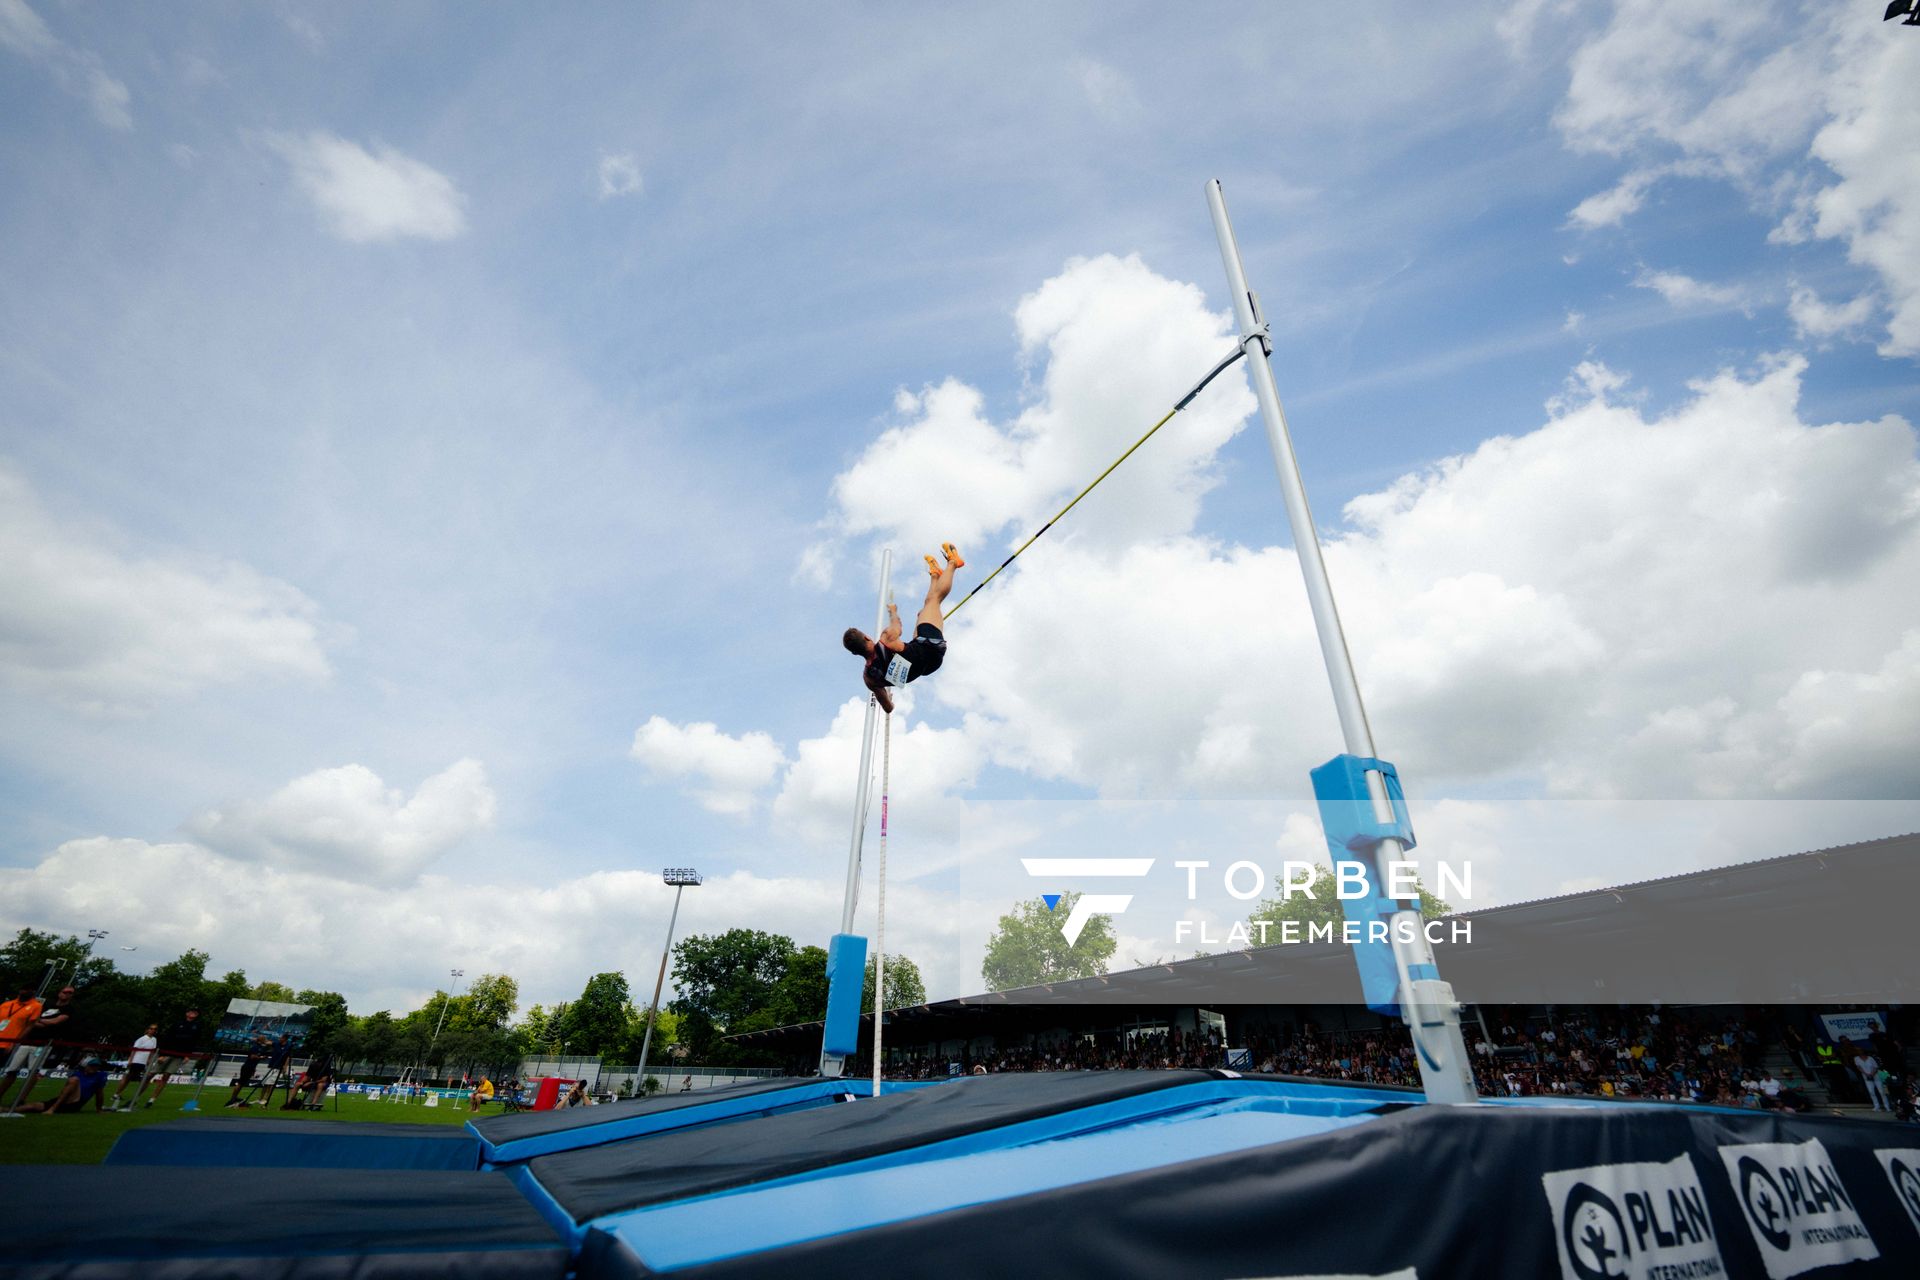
[820,548,892,1078]
[1206,179,1477,1103]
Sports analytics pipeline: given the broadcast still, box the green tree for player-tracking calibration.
[295,989,350,1054]
[144,950,212,1019]
[1245,861,1450,940]
[517,1004,550,1047]
[863,953,927,1010]
[618,1005,679,1062]
[556,972,632,1056]
[204,968,251,1019]
[670,929,796,1030]
[462,973,518,1030]
[540,1002,569,1054]
[0,928,117,992]
[248,980,298,1003]
[356,1011,400,1071]
[763,945,829,1027]
[674,1008,721,1061]
[73,969,149,1043]
[981,893,1116,991]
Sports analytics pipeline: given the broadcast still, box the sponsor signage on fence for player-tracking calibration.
[1542,1153,1724,1280]
[1716,1139,1877,1278]
[1877,1148,1920,1241]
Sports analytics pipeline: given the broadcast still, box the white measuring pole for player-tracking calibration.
[838,549,892,933]
[871,714,890,1099]
[1206,179,1476,1104]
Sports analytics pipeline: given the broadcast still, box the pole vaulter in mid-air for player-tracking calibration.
[842,543,964,713]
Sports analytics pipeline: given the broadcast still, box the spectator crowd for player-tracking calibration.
[859,1006,1915,1119]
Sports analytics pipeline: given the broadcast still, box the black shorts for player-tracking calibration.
[899,623,945,682]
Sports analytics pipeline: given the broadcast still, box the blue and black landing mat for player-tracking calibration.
[104,1117,482,1170]
[582,1093,1920,1279]
[0,1166,566,1279]
[469,1075,850,1166]
[10,1073,1919,1277]
[538,1070,1407,1273]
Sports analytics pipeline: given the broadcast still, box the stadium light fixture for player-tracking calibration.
[638,867,702,1087]
[427,968,466,1059]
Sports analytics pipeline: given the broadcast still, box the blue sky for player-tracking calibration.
[3,1,1916,1014]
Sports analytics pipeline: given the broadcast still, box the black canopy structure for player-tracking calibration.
[730,834,1920,1061]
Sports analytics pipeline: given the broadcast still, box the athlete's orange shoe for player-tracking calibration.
[926,554,942,578]
[941,542,965,570]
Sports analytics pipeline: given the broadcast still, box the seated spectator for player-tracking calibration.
[17,1057,108,1114]
[282,1052,333,1110]
[224,1037,268,1108]
[561,1078,587,1109]
[468,1075,495,1112]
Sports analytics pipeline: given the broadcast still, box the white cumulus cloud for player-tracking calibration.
[0,835,1003,1010]
[598,152,642,199]
[770,692,1027,876]
[820,260,1920,810]
[0,465,330,712]
[1633,267,1744,310]
[0,0,131,129]
[828,254,1255,560]
[187,759,496,884]
[630,715,787,815]
[1787,284,1876,343]
[1551,1,1920,357]
[1567,167,1661,230]
[273,132,467,243]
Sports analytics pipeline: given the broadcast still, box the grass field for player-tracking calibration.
[0,1080,482,1165]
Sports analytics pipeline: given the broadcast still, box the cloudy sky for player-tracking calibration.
[2,1,1916,1016]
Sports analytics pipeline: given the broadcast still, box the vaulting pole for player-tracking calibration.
[1206,179,1476,1103]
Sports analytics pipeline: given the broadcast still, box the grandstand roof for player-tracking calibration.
[732,832,1918,1049]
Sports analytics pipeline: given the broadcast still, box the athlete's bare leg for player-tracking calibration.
[918,568,955,628]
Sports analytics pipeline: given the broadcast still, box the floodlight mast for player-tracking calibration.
[638,868,702,1087]
[1205,179,1477,1104]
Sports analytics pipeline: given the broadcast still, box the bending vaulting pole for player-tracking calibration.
[1206,179,1476,1104]
[942,345,1245,622]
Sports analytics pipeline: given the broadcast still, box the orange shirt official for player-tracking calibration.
[0,997,44,1050]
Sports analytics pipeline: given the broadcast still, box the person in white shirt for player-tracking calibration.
[1853,1050,1890,1111]
[111,1023,159,1111]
